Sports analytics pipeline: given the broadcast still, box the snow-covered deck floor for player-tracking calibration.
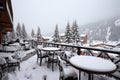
[8,55,59,80]
[7,54,116,80]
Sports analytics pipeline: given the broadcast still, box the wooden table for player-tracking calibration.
[69,55,117,80]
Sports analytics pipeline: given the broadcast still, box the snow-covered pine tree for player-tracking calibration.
[9,29,17,41]
[53,24,60,42]
[4,30,16,43]
[71,21,80,43]
[11,30,16,40]
[65,22,72,43]
[31,29,35,38]
[5,32,11,43]
[22,23,28,40]
[16,23,22,39]
[37,27,42,41]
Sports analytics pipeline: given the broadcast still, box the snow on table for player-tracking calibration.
[70,55,116,73]
[42,47,60,51]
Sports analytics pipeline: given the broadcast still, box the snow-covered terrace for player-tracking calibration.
[0,41,120,80]
[7,55,116,80]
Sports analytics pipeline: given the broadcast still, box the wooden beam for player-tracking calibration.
[6,0,13,25]
[0,20,11,24]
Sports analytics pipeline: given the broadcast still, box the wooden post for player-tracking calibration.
[0,32,3,44]
[77,47,81,55]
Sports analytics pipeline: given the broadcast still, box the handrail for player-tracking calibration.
[39,41,120,55]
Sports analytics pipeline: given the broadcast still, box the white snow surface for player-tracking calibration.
[105,41,119,46]
[70,56,116,72]
[7,54,116,80]
[80,34,87,37]
[8,55,59,80]
[90,40,104,46]
[0,53,14,58]
[42,47,60,51]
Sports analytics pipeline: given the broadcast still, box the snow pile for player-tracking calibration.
[115,19,120,27]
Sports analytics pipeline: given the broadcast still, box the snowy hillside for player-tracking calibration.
[79,16,120,41]
[115,19,120,26]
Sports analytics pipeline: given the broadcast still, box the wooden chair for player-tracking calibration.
[47,51,58,71]
[36,49,49,66]
[4,57,20,72]
[59,52,72,66]
[0,58,8,73]
[57,56,78,80]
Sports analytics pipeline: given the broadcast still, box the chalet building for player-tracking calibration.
[59,33,65,42]
[37,37,43,42]
[0,0,13,44]
[42,36,53,42]
[36,36,52,42]
[80,34,87,44]
[59,33,87,43]
[89,41,104,47]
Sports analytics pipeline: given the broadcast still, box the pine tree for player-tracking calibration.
[16,23,22,39]
[37,27,42,40]
[9,29,17,41]
[5,32,11,42]
[71,21,80,43]
[65,22,72,43]
[22,23,28,39]
[53,24,60,42]
[31,29,35,38]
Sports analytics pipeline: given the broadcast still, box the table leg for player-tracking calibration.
[52,52,55,71]
[79,70,81,80]
[88,73,93,80]
[52,61,54,71]
[91,74,93,80]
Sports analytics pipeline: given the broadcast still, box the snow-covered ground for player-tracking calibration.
[7,54,116,80]
[8,55,59,80]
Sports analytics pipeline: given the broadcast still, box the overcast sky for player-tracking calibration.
[12,0,120,36]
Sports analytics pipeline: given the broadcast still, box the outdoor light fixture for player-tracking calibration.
[0,6,4,11]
